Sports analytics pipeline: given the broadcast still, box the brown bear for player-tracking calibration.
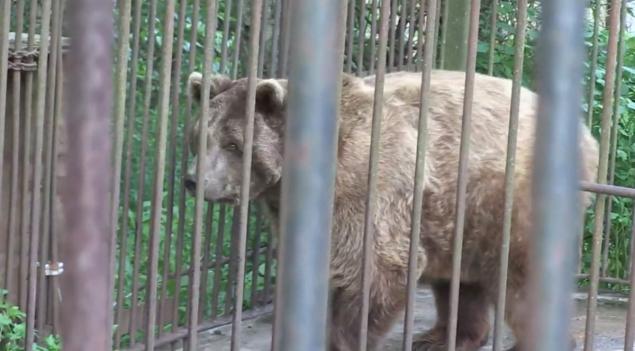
[184,70,599,351]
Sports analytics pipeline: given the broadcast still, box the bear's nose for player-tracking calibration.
[184,175,197,193]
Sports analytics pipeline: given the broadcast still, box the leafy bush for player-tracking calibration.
[0,290,62,351]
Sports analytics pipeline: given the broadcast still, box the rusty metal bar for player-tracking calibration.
[446,0,480,349]
[585,0,600,128]
[431,0,442,68]
[602,0,627,279]
[389,0,398,69]
[184,1,217,346]
[357,0,367,75]
[58,0,114,348]
[157,0,189,332]
[129,0,158,342]
[404,0,416,69]
[623,206,635,349]
[278,0,292,77]
[144,0,176,347]
[225,210,239,316]
[346,0,355,73]
[492,0,528,349]
[109,0,132,341]
[230,1,263,348]
[220,0,234,74]
[583,0,622,348]
[211,205,227,319]
[580,182,635,198]
[114,0,141,345]
[25,0,52,348]
[258,0,270,77]
[173,0,200,336]
[270,0,282,77]
[369,0,378,74]
[359,0,391,349]
[250,206,263,307]
[398,0,407,69]
[402,0,438,349]
[487,0,499,75]
[0,1,11,255]
[528,0,586,349]
[232,0,245,78]
[272,0,345,348]
[199,204,215,320]
[19,0,39,312]
[37,0,63,336]
[4,0,24,304]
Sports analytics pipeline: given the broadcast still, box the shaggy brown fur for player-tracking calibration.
[185,70,599,351]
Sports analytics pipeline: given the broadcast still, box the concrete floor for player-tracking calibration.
[199,288,633,351]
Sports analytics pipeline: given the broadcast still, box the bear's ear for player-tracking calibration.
[255,79,286,115]
[187,71,232,104]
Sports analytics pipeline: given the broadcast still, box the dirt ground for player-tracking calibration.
[198,288,633,351]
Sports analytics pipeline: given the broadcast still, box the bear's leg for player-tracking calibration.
[329,274,407,351]
[413,281,490,351]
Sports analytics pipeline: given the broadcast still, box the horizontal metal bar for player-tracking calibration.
[579,181,635,198]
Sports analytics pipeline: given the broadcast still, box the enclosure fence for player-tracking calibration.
[1,0,635,350]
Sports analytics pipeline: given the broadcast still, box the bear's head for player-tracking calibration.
[184,72,287,204]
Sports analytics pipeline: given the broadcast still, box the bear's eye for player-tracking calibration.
[224,143,241,153]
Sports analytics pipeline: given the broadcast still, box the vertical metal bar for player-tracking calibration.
[129,0,158,343]
[492,0,528,349]
[404,0,417,69]
[583,0,621,348]
[528,0,585,350]
[188,1,218,349]
[415,0,425,70]
[623,207,635,350]
[346,0,356,73]
[220,0,234,75]
[230,1,263,348]
[173,0,200,335]
[109,0,132,341]
[278,0,292,77]
[272,0,344,348]
[602,0,627,279]
[231,0,245,79]
[157,0,188,332]
[37,0,62,335]
[50,41,64,336]
[369,0,378,74]
[359,0,391,349]
[0,1,11,268]
[19,0,39,312]
[144,0,176,347]
[446,0,480,349]
[59,0,113,348]
[225,210,239,315]
[487,0,499,75]
[398,0,407,69]
[402,0,437,349]
[257,0,269,77]
[210,205,227,319]
[585,1,600,128]
[357,0,367,75]
[432,0,442,68]
[114,0,141,345]
[270,0,282,78]
[4,0,24,304]
[389,0,398,69]
[25,0,52,348]
[198,204,215,320]
[250,206,263,307]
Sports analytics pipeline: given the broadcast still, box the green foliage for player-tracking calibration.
[0,290,62,351]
